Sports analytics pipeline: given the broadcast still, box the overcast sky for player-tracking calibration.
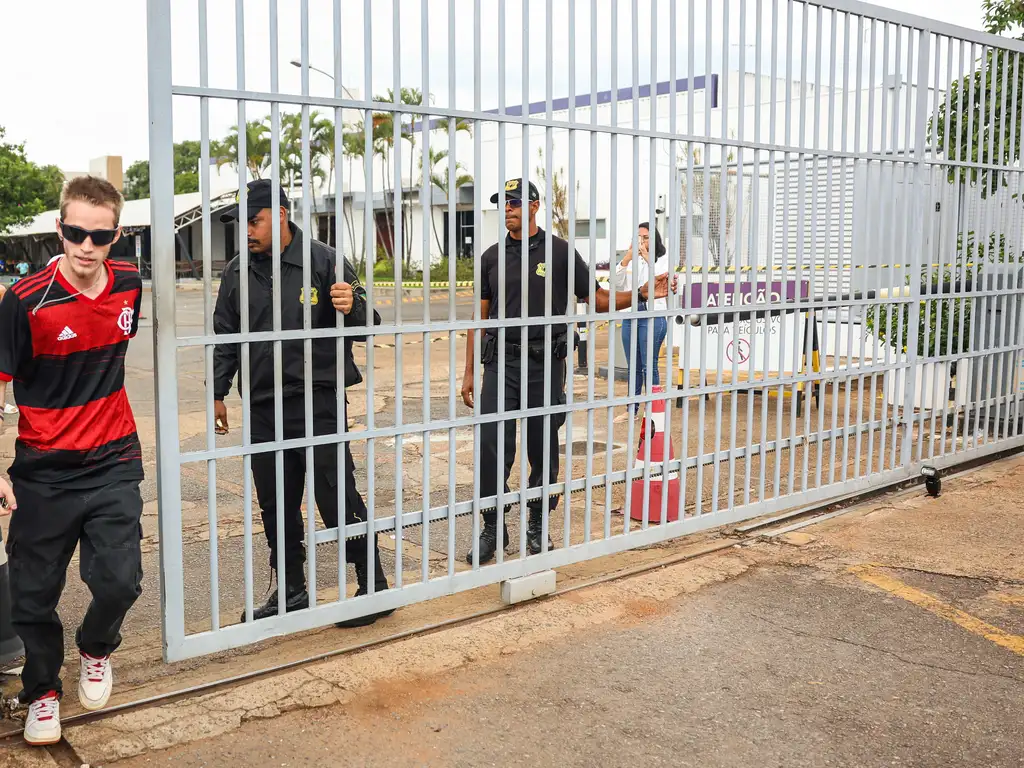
[0,0,993,171]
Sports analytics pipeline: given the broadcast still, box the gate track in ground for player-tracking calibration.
[0,447,1017,752]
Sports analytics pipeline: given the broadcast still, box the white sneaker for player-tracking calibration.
[24,692,60,746]
[78,652,112,711]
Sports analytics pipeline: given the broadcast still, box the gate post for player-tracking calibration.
[147,0,187,662]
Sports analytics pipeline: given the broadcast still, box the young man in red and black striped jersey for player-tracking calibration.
[0,176,143,746]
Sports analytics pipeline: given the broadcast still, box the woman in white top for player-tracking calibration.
[616,222,669,415]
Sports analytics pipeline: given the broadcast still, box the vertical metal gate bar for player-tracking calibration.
[491,0,507,570]
[298,0,317,609]
[891,26,911,473]
[754,0,770,505]
[987,47,1010,444]
[987,48,1011,442]
[782,0,795,497]
[447,0,459,576]
[839,10,854,485]
[147,0,185,660]
[768,0,782,502]
[419,0,432,584]
[731,0,746,514]
[695,0,712,517]
[197,0,220,632]
[662,0,681,527]
[876,20,892,474]
[1008,54,1024,440]
[922,33,943,462]
[565,0,578,548]
[900,27,931,473]
[268,0,286,617]
[823,6,839,489]
[391,0,406,590]
[234,0,257,626]
[677,0,696,525]
[991,47,1010,443]
[361,0,377,594]
[332,0,349,605]
[864,17,879,478]
[364,0,380,600]
[952,41,974,456]
[469,0,483,575]
[605,0,619,538]
[518,0,531,561]
[641,0,658,530]
[798,1,811,495]
[839,12,856,487]
[935,36,957,458]
[585,0,599,545]
[624,0,639,534]
[742,0,758,510]
[851,12,866,482]
[712,0,729,516]
[964,42,987,453]
[541,0,554,554]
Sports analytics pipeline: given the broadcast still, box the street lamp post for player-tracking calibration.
[289,60,359,99]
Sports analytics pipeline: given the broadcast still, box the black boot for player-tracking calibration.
[336,558,395,628]
[246,570,308,622]
[526,509,555,555]
[465,522,510,564]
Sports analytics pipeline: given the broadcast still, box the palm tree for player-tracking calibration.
[309,113,336,201]
[373,88,426,268]
[217,120,271,179]
[421,147,473,257]
[277,112,305,214]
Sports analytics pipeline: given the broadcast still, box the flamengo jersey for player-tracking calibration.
[0,259,143,487]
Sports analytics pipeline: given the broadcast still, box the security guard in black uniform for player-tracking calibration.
[213,178,392,627]
[462,179,672,563]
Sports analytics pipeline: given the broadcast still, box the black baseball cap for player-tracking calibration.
[489,178,540,204]
[219,179,290,222]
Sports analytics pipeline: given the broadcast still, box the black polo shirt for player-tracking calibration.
[479,228,598,343]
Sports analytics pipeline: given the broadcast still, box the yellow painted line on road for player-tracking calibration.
[850,564,1024,658]
[990,592,1024,606]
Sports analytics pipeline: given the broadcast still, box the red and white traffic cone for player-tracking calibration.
[627,385,681,523]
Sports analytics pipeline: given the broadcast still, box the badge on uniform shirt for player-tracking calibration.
[535,262,547,277]
[299,287,319,305]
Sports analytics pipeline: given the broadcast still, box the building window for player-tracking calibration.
[575,219,607,239]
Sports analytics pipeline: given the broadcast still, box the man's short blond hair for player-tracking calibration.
[60,175,125,225]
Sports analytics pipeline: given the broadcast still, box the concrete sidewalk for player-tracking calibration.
[2,451,1020,767]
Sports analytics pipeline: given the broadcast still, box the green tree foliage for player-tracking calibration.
[0,127,63,233]
[123,140,204,200]
[982,0,1024,37]
[929,49,1024,196]
[864,233,1022,358]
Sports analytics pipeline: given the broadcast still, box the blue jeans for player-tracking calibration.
[621,304,668,413]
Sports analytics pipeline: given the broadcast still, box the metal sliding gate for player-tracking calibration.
[147,0,1024,661]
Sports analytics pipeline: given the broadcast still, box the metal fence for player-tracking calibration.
[147,0,1024,661]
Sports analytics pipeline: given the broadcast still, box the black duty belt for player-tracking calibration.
[505,339,568,360]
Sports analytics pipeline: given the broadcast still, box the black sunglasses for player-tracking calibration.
[60,221,119,247]
[501,198,524,209]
